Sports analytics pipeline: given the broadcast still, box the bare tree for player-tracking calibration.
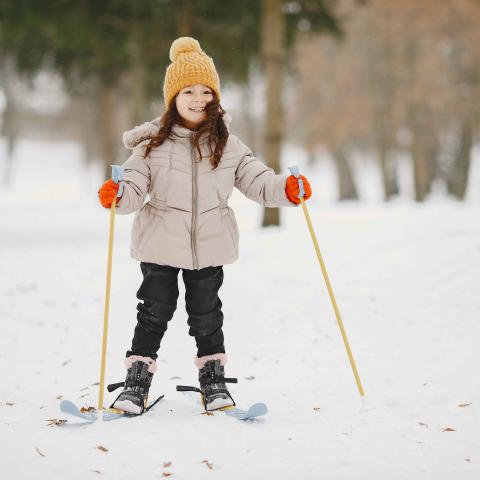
[261,0,285,226]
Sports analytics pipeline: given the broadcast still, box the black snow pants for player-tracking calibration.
[126,262,225,360]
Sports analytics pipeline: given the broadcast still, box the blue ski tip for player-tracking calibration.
[60,400,97,422]
[224,402,268,420]
[60,400,127,423]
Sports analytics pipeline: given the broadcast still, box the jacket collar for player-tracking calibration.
[170,123,197,142]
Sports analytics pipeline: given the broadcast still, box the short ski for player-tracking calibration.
[59,395,164,424]
[59,400,124,422]
[176,385,267,420]
[223,402,268,420]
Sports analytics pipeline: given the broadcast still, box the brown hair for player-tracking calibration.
[144,94,229,169]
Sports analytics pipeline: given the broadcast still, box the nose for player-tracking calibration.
[192,91,204,103]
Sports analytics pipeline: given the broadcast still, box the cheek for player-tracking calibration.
[176,98,188,115]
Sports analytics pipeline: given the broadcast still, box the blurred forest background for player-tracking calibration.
[0,0,479,221]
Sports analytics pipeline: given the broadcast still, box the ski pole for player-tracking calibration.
[288,166,365,397]
[98,165,124,411]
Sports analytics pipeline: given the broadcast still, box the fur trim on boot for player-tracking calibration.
[194,353,227,369]
[125,355,157,373]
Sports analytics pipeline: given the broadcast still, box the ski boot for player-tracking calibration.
[110,356,157,415]
[198,359,236,411]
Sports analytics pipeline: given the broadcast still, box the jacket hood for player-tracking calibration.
[122,112,232,150]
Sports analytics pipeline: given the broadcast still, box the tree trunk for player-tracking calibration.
[128,31,149,125]
[411,132,436,202]
[333,148,358,200]
[447,121,472,200]
[99,84,117,179]
[1,96,17,189]
[261,0,284,227]
[240,83,257,151]
[378,139,399,200]
[0,60,18,189]
[177,0,193,36]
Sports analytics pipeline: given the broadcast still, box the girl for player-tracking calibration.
[98,37,312,414]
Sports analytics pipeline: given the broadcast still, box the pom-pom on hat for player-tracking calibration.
[163,37,221,108]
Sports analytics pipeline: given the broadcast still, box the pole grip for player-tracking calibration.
[111,165,125,197]
[288,165,305,199]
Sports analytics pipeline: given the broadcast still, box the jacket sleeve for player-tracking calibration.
[234,138,295,208]
[115,142,151,215]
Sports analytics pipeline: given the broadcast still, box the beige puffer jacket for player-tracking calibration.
[117,117,295,270]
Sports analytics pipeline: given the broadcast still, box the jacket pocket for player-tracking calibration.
[133,204,162,253]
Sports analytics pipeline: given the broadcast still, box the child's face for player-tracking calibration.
[175,84,213,128]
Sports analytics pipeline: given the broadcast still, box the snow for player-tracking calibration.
[1,138,479,479]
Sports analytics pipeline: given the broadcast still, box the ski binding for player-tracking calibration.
[176,384,267,420]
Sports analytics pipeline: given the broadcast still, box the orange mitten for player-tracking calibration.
[98,179,121,208]
[286,175,312,205]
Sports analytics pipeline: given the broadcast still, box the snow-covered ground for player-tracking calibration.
[1,139,479,479]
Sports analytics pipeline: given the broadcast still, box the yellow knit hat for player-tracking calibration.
[163,37,221,108]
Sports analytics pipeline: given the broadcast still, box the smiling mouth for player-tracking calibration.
[189,107,205,113]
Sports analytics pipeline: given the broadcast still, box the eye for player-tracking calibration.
[182,90,192,94]
[204,91,213,95]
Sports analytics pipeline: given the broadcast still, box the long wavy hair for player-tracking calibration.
[144,93,229,169]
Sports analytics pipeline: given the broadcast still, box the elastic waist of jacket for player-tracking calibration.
[148,198,229,211]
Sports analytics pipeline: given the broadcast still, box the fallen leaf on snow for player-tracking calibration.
[96,446,108,452]
[80,386,89,391]
[46,418,67,426]
[93,470,101,474]
[202,459,213,470]
[442,427,456,432]
[418,422,428,427]
[91,382,100,386]
[313,407,321,411]
[61,359,72,366]
[169,376,181,380]
[245,375,255,380]
[80,406,95,413]
[163,462,172,467]
[78,394,89,399]
[465,458,471,462]
[56,395,63,400]
[35,447,46,457]
[201,411,214,416]
[162,473,172,477]
[458,403,471,408]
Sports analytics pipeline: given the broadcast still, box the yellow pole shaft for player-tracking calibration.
[299,198,365,397]
[98,197,117,411]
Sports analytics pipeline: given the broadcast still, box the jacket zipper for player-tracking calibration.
[190,135,199,269]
